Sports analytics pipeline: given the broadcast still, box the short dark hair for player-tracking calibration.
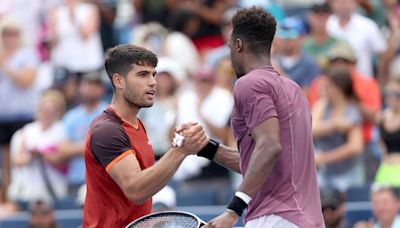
[231,7,276,55]
[104,44,158,87]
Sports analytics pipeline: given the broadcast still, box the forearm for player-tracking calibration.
[238,144,281,197]
[213,144,240,173]
[321,144,363,165]
[126,148,186,204]
[359,103,379,123]
[378,51,395,86]
[313,121,336,138]
[2,67,36,89]
[79,8,99,39]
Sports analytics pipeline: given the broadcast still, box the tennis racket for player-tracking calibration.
[126,211,206,228]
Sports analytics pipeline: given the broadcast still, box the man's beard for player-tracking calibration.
[123,92,153,109]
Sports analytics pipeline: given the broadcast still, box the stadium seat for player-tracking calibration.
[345,201,373,226]
[176,189,217,206]
[346,184,371,202]
[54,195,81,210]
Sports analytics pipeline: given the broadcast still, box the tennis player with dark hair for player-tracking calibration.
[82,44,208,227]
[201,7,324,227]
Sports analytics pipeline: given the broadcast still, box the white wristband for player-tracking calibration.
[235,191,252,205]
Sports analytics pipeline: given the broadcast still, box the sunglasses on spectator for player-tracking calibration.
[384,90,400,99]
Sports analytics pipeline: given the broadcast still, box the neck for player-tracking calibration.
[338,15,351,27]
[312,31,329,44]
[330,94,348,108]
[242,53,272,75]
[40,121,53,131]
[111,95,139,124]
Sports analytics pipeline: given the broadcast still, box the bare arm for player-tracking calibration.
[108,123,208,204]
[312,99,338,138]
[0,65,36,89]
[79,5,100,40]
[43,140,84,165]
[206,118,282,226]
[316,125,364,165]
[108,148,187,204]
[238,117,281,197]
[213,144,240,173]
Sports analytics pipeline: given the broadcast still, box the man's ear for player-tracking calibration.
[236,38,244,52]
[112,73,125,89]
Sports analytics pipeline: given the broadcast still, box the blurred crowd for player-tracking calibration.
[0,0,400,227]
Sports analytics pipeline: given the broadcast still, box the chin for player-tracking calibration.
[141,102,154,108]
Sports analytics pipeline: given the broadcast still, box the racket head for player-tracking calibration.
[126,211,206,228]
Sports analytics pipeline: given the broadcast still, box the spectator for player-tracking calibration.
[375,78,400,187]
[313,68,364,191]
[28,200,57,228]
[49,0,103,106]
[204,7,238,69]
[42,71,108,195]
[309,42,382,182]
[8,90,67,206]
[132,22,200,75]
[177,0,234,55]
[275,16,320,95]
[86,0,118,52]
[0,16,40,203]
[327,0,387,77]
[0,0,43,50]
[132,0,175,28]
[376,1,400,86]
[320,188,351,228]
[303,3,338,71]
[140,57,184,159]
[354,184,400,228]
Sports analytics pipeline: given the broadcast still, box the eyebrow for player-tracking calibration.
[136,70,156,75]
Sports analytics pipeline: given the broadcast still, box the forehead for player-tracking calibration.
[130,63,156,73]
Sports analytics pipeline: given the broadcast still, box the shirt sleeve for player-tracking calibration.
[90,122,133,170]
[235,77,278,132]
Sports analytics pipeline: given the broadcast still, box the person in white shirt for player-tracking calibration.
[327,0,387,77]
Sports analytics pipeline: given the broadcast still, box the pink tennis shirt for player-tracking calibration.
[231,66,324,227]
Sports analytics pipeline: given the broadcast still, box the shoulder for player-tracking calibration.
[352,13,379,29]
[236,68,276,92]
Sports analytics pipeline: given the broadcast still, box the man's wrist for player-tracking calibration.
[225,209,240,219]
[197,138,219,160]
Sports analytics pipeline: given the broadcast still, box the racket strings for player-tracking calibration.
[130,213,199,228]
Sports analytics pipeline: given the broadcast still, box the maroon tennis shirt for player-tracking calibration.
[231,66,324,227]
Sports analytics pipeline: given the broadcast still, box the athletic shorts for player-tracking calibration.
[245,214,299,228]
